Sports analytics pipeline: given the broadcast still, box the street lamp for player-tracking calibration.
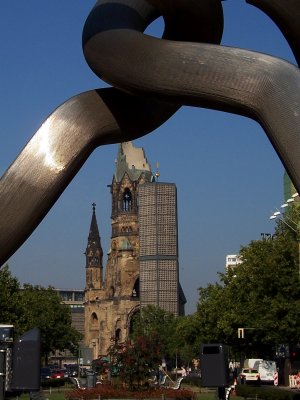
[270,192,300,281]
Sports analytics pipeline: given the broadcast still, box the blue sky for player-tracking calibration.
[0,1,296,314]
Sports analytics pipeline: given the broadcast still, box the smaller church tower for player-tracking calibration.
[85,203,103,290]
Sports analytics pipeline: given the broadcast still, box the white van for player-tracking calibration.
[243,359,263,369]
[253,360,277,384]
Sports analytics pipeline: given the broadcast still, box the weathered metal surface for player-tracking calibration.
[1,0,300,265]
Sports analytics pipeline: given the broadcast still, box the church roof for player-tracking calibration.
[89,203,100,242]
[114,141,152,183]
[86,203,103,259]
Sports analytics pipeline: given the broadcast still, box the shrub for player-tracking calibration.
[41,378,67,387]
[236,384,300,399]
[65,385,196,400]
[107,335,162,390]
[176,376,201,388]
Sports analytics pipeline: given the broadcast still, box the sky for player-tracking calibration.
[0,1,296,315]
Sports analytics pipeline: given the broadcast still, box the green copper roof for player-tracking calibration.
[119,238,133,251]
[114,141,153,183]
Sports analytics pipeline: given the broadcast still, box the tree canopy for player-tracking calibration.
[130,305,177,362]
[189,218,300,359]
[0,265,82,361]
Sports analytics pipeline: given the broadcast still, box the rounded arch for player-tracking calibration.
[91,312,98,326]
[115,328,122,342]
[109,285,115,298]
[132,277,139,298]
[126,305,141,338]
[122,188,132,211]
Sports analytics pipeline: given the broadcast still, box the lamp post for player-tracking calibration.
[270,192,300,281]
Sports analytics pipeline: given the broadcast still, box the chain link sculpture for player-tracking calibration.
[1,0,300,265]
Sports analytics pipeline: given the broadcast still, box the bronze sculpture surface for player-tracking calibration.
[0,0,300,265]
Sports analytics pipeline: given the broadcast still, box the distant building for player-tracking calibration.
[50,288,85,365]
[57,289,85,336]
[226,254,242,271]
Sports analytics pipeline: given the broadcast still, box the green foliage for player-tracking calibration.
[18,284,82,358]
[108,334,162,390]
[189,224,300,358]
[175,314,203,364]
[41,378,67,388]
[236,384,300,399]
[0,265,21,326]
[0,266,82,361]
[130,305,177,361]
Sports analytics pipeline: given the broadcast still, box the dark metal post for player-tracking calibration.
[0,350,5,400]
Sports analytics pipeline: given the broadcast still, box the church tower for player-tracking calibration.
[85,142,186,358]
[85,203,103,290]
[85,142,153,358]
[105,142,153,299]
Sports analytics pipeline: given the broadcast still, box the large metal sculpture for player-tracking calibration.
[0,0,300,266]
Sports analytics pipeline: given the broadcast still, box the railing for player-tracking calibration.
[289,374,300,388]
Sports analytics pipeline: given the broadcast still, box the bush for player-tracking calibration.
[41,378,67,387]
[65,385,196,400]
[236,384,300,399]
[176,376,201,388]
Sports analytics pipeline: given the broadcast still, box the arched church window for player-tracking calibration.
[109,286,115,298]
[132,278,139,298]
[115,328,121,342]
[122,188,132,211]
[129,308,140,336]
[91,312,98,326]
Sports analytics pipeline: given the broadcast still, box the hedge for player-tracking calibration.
[41,378,68,387]
[236,384,300,400]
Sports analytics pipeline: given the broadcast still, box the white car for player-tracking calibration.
[239,368,260,384]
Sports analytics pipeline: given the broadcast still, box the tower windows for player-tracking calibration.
[115,328,121,342]
[132,278,140,298]
[89,256,99,266]
[122,188,132,211]
[91,312,98,327]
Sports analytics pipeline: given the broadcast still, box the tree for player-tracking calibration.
[175,314,202,365]
[18,284,82,362]
[130,305,177,364]
[108,334,162,389]
[0,266,82,363]
[192,227,300,359]
[0,265,20,326]
[231,233,300,354]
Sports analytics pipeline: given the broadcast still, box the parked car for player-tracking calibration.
[65,364,78,377]
[239,368,260,385]
[40,367,52,380]
[60,368,70,378]
[51,369,65,379]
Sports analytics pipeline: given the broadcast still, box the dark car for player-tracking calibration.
[65,364,78,377]
[51,369,65,379]
[60,368,70,378]
[40,367,52,380]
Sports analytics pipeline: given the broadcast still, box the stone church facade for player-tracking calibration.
[84,142,185,359]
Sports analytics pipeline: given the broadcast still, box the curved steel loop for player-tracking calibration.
[246,0,300,66]
[83,0,300,199]
[0,0,223,266]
